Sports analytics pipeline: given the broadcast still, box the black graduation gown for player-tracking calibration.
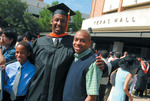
[26,35,74,101]
[135,64,150,90]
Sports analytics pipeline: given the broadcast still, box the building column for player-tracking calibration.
[112,41,124,54]
[140,47,150,59]
[118,0,124,12]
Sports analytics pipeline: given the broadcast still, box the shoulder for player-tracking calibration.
[24,60,34,67]
[33,36,51,44]
[89,61,100,71]
[5,47,16,53]
[82,54,97,69]
[32,36,52,49]
[25,60,35,70]
[114,59,120,62]
[89,54,96,60]
[120,68,130,75]
[5,61,19,72]
[9,48,16,54]
[28,63,35,70]
[125,73,132,80]
[83,54,96,66]
[9,47,15,51]
[62,35,73,42]
[6,61,19,67]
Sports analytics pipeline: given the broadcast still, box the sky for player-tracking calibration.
[43,0,93,15]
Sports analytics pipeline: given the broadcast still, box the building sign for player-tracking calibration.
[94,17,136,25]
[81,8,150,32]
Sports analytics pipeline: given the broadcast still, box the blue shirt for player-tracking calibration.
[28,42,32,46]
[4,60,35,96]
[3,46,16,62]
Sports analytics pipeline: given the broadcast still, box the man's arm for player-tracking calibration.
[0,47,6,65]
[86,61,103,101]
[85,95,97,101]
[123,73,133,101]
[1,49,16,64]
[0,37,6,65]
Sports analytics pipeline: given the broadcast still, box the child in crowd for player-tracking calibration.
[3,41,35,101]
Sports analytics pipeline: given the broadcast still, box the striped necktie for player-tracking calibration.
[54,38,59,47]
[10,66,23,101]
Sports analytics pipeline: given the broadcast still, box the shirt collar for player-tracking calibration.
[74,48,91,60]
[16,60,30,69]
[52,38,62,43]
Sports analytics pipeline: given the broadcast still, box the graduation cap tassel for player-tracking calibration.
[65,9,70,32]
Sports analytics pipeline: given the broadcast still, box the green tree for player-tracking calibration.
[0,0,40,34]
[39,5,51,32]
[23,12,40,33]
[51,1,59,6]
[68,10,84,32]
[39,1,59,32]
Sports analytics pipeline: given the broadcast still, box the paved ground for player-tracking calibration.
[132,95,150,101]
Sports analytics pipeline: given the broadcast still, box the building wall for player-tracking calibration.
[84,0,150,58]
[90,0,105,17]
[83,0,150,32]
[21,0,48,8]
[21,0,50,17]
[90,0,150,18]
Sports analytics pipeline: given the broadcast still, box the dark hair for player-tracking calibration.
[100,50,109,58]
[17,41,34,64]
[119,55,139,76]
[24,31,33,41]
[119,55,138,70]
[17,41,32,52]
[31,34,37,41]
[2,28,17,46]
[114,52,121,58]
[17,35,24,42]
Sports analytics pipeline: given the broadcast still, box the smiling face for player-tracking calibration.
[51,14,67,34]
[15,44,30,65]
[73,30,91,54]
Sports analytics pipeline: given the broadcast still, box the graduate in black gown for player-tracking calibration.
[26,3,104,101]
[134,58,150,97]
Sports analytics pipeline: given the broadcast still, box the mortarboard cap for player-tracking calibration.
[47,3,76,17]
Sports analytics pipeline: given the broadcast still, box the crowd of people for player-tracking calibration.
[0,3,150,101]
[95,50,150,101]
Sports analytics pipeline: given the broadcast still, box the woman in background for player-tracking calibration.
[110,55,138,101]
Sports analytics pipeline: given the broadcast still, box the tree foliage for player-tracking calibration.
[39,1,59,32]
[68,10,85,32]
[23,12,40,33]
[0,0,84,33]
[39,5,51,32]
[0,0,40,34]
